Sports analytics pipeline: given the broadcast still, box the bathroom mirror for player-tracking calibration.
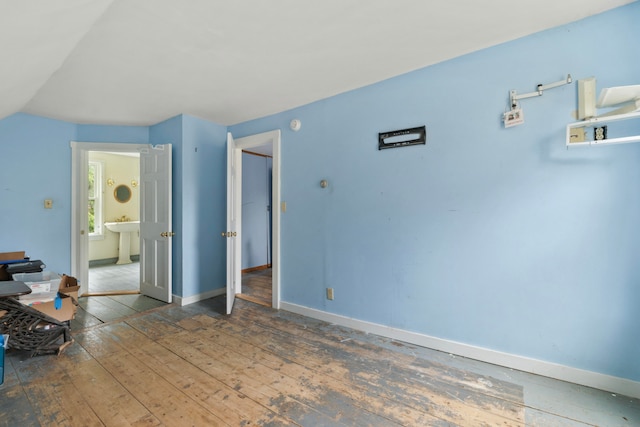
[114,184,132,203]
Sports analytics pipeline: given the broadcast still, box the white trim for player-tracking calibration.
[174,287,225,306]
[280,302,640,400]
[70,141,151,297]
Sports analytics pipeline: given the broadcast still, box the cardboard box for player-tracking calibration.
[0,251,25,262]
[26,293,76,322]
[0,251,26,281]
[17,274,79,322]
[59,275,80,301]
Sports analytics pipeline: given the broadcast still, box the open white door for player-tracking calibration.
[224,130,281,311]
[140,144,173,303]
[226,133,242,314]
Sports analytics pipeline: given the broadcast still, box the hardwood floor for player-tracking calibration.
[238,268,272,307]
[71,294,167,331]
[1,296,639,426]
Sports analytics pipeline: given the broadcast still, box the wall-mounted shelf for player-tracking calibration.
[566,111,640,148]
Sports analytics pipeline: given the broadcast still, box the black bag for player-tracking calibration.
[6,260,46,275]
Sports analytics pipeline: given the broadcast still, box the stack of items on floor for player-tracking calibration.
[12,271,79,322]
[0,251,79,356]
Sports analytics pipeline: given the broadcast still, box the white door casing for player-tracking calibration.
[140,144,173,303]
[226,130,281,313]
[70,143,89,296]
[70,142,172,301]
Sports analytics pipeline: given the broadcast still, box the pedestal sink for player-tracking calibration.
[104,221,140,264]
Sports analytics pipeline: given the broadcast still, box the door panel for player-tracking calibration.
[226,133,241,314]
[140,144,173,303]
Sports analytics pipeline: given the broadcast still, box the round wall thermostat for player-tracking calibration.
[290,119,301,131]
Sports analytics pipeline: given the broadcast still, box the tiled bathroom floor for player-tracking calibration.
[88,261,139,293]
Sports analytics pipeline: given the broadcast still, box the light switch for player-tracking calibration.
[44,199,53,209]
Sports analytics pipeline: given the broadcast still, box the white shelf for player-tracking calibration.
[566,111,640,147]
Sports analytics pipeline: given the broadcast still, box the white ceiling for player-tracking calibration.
[1,0,634,126]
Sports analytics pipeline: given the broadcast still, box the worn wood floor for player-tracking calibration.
[1,296,639,426]
[71,294,167,331]
[238,268,272,307]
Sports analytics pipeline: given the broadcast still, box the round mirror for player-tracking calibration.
[114,184,132,203]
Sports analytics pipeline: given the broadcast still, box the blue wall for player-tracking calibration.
[149,115,184,295]
[129,114,228,299]
[230,3,640,382]
[0,114,76,273]
[0,113,227,300]
[78,124,149,144]
[180,115,227,297]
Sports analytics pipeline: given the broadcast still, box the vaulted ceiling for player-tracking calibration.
[1,0,634,126]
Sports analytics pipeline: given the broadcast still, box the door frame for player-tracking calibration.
[70,141,149,297]
[233,130,281,309]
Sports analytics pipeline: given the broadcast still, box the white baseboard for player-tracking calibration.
[173,287,225,306]
[280,302,640,400]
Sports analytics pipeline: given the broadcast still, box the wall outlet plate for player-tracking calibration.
[594,126,607,141]
[326,288,334,300]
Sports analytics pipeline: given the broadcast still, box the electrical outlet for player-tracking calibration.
[594,126,607,141]
[326,288,334,300]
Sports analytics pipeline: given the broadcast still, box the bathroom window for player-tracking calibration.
[88,161,103,237]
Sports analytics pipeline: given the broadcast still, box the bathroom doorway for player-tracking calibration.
[71,141,173,302]
[87,151,140,295]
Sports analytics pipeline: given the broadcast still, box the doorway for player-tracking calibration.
[237,149,272,306]
[226,130,281,313]
[87,151,141,295]
[71,142,173,303]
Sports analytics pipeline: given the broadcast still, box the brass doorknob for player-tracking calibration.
[161,231,175,237]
